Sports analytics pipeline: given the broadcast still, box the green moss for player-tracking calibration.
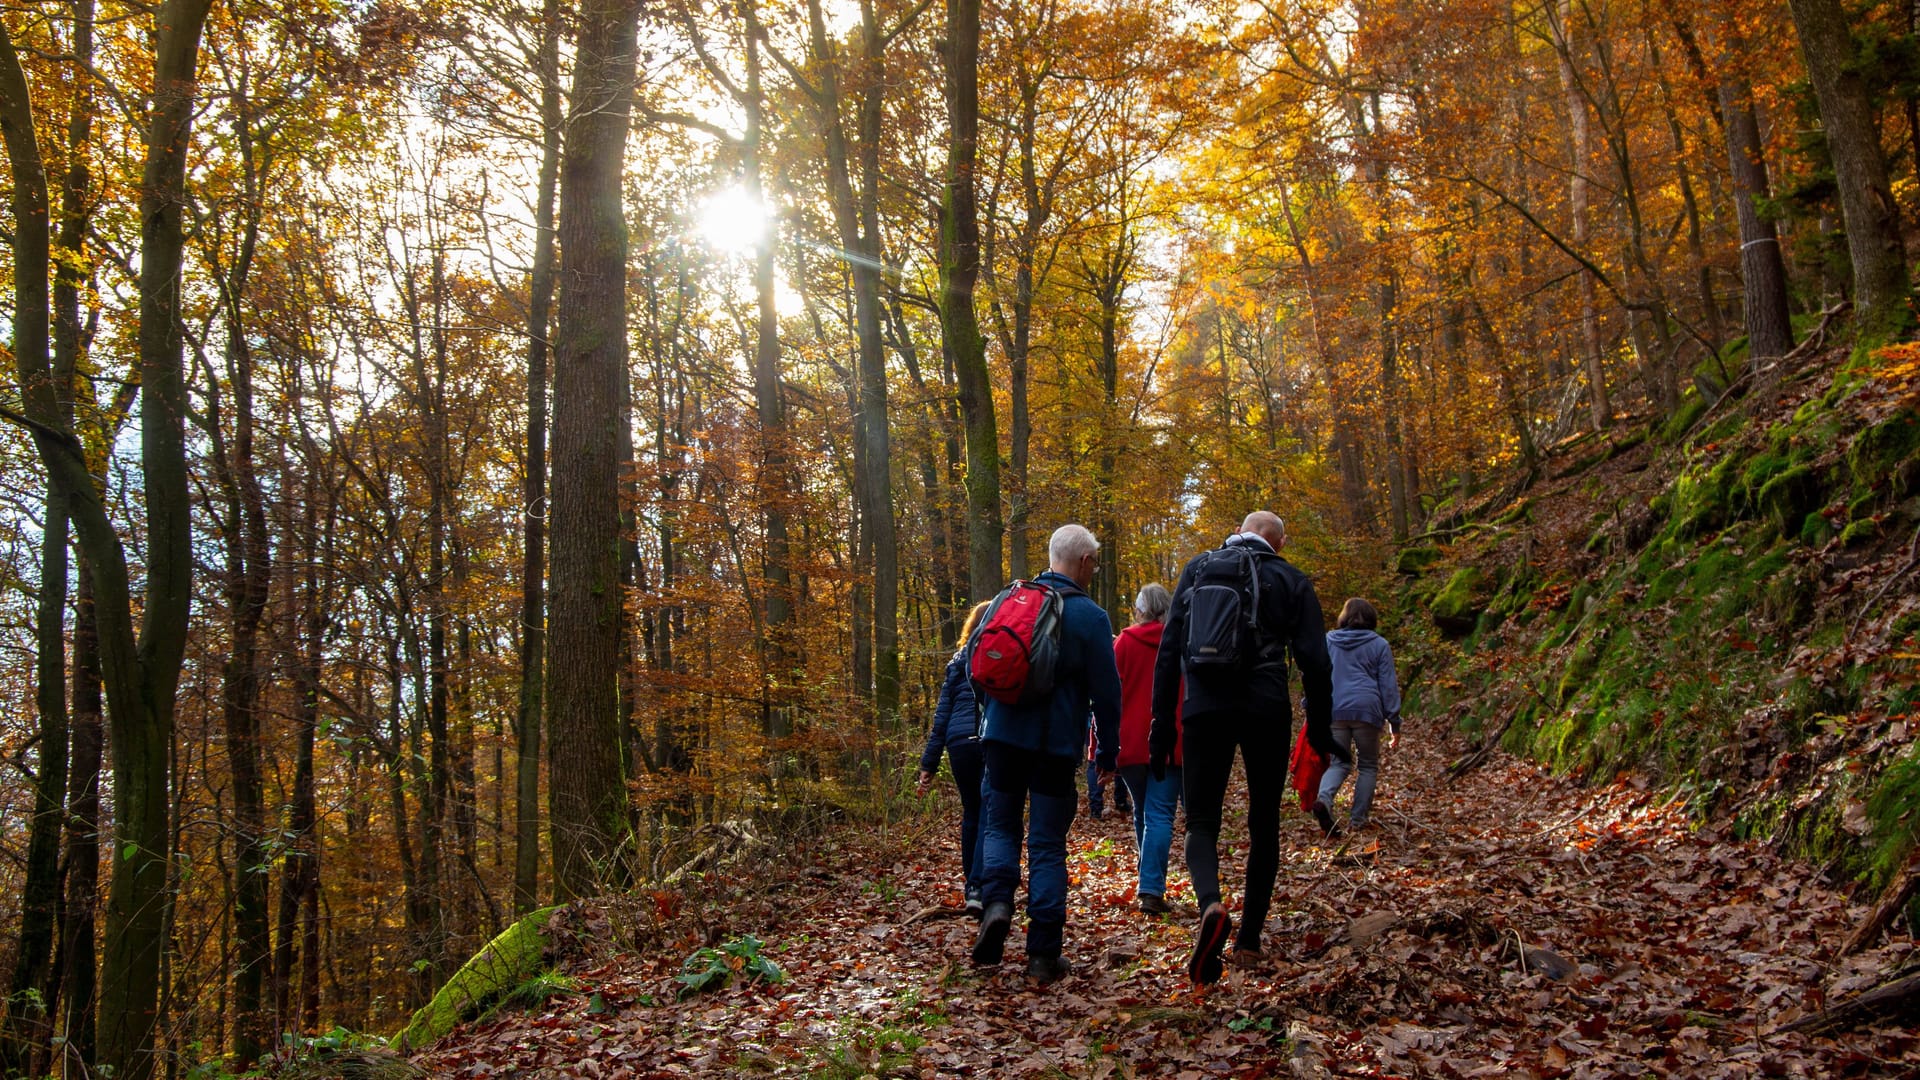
[1799,511,1835,547]
[1395,545,1442,575]
[1660,395,1711,443]
[396,905,562,1050]
[1492,499,1533,527]
[1429,567,1487,637]
[1865,748,1920,885]
[1756,464,1821,535]
[1840,518,1879,547]
[1849,409,1920,501]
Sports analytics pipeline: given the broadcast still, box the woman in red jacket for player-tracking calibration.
[1115,583,1181,914]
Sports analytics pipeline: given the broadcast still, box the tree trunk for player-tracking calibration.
[940,0,1002,602]
[1551,0,1611,428]
[1719,78,1795,363]
[58,570,102,1073]
[1787,0,1912,341]
[516,0,560,915]
[548,0,641,901]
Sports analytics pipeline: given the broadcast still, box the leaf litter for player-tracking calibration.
[416,736,1919,1077]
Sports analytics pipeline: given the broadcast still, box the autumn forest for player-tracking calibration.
[0,0,1916,1075]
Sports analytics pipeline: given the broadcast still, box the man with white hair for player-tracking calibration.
[971,523,1123,984]
[1151,511,1334,985]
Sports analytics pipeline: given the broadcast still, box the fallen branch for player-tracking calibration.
[1778,968,1920,1035]
[1841,845,1920,956]
[1847,524,1920,641]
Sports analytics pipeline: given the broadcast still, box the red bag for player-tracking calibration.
[1289,727,1328,814]
[967,579,1081,705]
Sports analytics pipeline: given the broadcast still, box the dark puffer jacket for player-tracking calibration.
[919,651,979,774]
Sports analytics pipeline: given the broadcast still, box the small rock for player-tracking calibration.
[1107,945,1141,969]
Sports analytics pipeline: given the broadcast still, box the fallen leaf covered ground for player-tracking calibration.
[415,735,1920,1077]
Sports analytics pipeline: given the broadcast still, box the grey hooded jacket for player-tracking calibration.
[1326,628,1401,731]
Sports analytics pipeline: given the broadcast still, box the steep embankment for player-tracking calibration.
[1394,339,1920,899]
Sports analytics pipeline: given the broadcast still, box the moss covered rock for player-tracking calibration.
[1396,545,1442,575]
[1840,518,1879,547]
[395,905,562,1050]
[1430,567,1487,637]
[1756,464,1822,535]
[1849,409,1920,501]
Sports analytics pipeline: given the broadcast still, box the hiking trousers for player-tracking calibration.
[1181,711,1289,953]
[978,741,1079,959]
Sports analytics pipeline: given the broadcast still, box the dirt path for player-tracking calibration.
[417,735,1919,1077]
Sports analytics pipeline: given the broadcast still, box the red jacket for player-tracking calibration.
[1115,621,1180,768]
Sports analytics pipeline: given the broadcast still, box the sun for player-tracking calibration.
[696,185,774,255]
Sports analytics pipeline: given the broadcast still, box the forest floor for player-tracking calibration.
[415,735,1920,1078]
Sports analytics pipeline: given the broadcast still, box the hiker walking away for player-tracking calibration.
[971,524,1123,984]
[1116,582,1181,915]
[917,600,995,916]
[1152,511,1334,985]
[1313,598,1401,836]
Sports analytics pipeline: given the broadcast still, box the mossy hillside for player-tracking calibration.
[1391,350,1920,894]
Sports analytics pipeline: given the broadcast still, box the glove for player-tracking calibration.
[1148,717,1175,781]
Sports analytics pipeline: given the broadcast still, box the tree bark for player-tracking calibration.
[1787,0,1912,341]
[941,0,1003,602]
[1550,0,1611,429]
[549,0,642,901]
[516,0,561,915]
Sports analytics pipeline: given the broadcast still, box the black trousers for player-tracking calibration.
[1181,711,1290,953]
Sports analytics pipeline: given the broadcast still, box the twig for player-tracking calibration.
[1848,525,1920,641]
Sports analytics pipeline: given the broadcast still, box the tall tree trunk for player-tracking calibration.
[940,0,1002,602]
[549,0,641,901]
[1787,0,1912,341]
[1551,0,1611,428]
[1719,77,1795,363]
[58,570,102,1073]
[515,0,561,914]
[0,20,66,1073]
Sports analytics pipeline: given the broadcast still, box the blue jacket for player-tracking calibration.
[919,651,979,773]
[978,570,1123,769]
[1327,628,1401,731]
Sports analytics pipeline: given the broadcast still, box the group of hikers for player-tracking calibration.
[915,513,1403,986]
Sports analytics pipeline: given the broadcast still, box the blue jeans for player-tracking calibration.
[979,742,1078,958]
[1086,759,1131,817]
[1119,764,1183,898]
[1317,720,1383,826]
[947,740,985,888]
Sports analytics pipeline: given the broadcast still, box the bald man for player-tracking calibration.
[1151,511,1334,985]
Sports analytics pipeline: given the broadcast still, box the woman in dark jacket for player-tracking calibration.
[917,601,993,915]
[1313,598,1401,834]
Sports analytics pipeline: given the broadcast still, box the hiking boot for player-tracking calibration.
[1138,892,1172,915]
[1228,947,1264,971]
[972,901,1013,966]
[1188,902,1233,987]
[1025,953,1070,984]
[1311,801,1337,838]
[964,885,984,919]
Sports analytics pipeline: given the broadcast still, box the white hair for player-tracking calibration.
[1048,523,1099,568]
[1133,582,1172,622]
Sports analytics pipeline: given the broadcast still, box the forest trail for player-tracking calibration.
[417,735,1919,1078]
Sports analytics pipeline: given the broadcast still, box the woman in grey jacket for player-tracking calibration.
[1312,598,1401,834]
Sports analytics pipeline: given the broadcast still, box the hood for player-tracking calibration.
[1223,531,1276,554]
[1121,620,1164,649]
[1327,628,1380,650]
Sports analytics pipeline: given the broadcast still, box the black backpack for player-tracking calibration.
[1181,544,1274,672]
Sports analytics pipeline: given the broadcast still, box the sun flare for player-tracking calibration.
[696,185,774,255]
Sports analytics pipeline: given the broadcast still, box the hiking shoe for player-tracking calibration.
[1188,902,1233,987]
[964,885,984,919]
[972,901,1013,966]
[1228,947,1264,971]
[1311,801,1337,838]
[1138,892,1172,915]
[1025,953,1070,984]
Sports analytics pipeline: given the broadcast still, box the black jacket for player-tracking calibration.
[1149,533,1335,755]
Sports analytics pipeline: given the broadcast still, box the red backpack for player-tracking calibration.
[967,579,1082,705]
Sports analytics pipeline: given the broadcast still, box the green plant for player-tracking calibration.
[677,934,787,997]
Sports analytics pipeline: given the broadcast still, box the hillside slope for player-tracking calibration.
[1394,339,1920,897]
